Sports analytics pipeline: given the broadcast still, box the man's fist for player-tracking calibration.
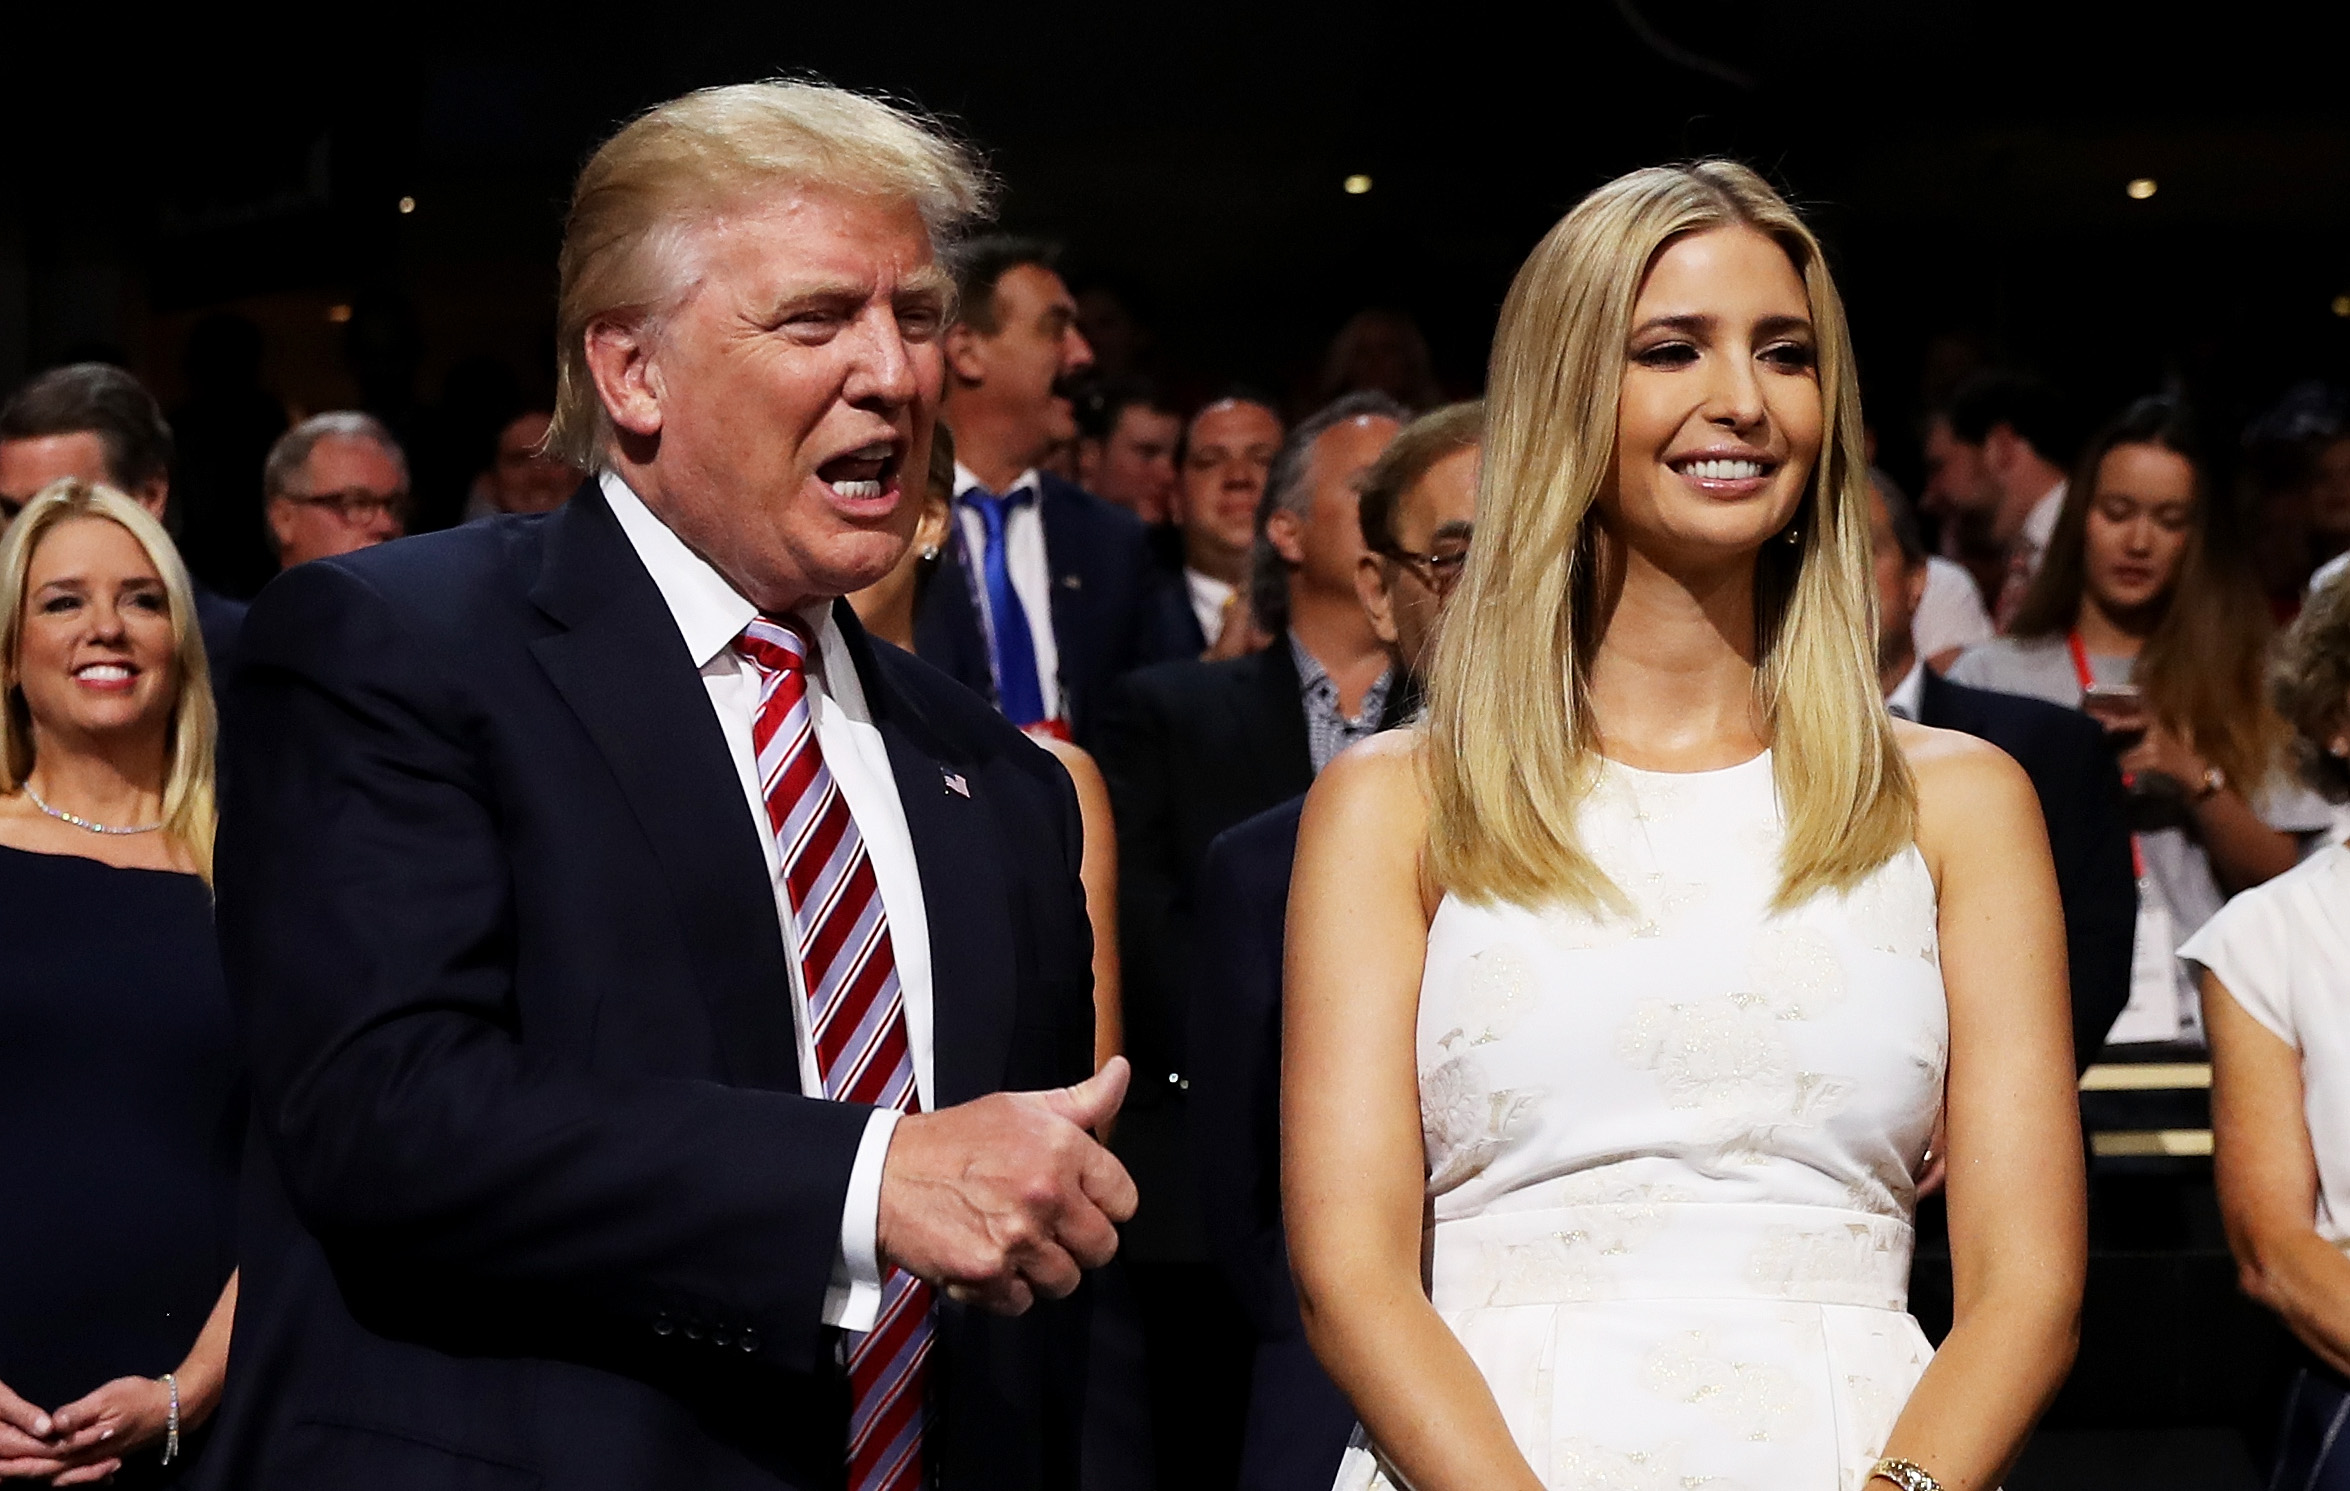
[876,1058,1138,1315]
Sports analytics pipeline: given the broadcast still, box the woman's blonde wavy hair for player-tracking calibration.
[0,480,218,879]
[1423,161,1913,913]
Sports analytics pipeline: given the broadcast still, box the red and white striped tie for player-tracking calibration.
[738,616,931,1491]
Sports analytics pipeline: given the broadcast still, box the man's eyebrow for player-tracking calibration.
[896,264,954,300]
[1429,519,1476,542]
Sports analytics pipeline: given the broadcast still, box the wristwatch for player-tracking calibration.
[2193,764,2228,802]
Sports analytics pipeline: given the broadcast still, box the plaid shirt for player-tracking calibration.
[1290,632,1395,775]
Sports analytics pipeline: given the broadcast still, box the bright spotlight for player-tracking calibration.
[1343,174,1373,196]
[2126,177,2158,200]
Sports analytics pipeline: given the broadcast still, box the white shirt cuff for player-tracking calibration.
[821,1107,902,1332]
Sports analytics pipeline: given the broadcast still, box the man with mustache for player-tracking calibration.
[917,237,1183,745]
[200,83,1131,1491]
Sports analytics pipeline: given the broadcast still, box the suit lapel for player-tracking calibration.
[524,489,798,1089]
[1041,482,1090,702]
[834,602,1018,1109]
[1249,639,1316,796]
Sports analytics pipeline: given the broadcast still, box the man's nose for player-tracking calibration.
[1062,325,1095,376]
[848,314,921,408]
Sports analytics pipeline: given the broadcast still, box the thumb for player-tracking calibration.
[1041,1056,1130,1132]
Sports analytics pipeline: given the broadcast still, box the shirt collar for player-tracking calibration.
[1887,656,1928,721]
[952,462,1040,502]
[1288,630,1394,712]
[597,470,835,671]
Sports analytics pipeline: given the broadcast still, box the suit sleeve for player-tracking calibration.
[218,562,868,1374]
[2041,715,2139,1069]
[1188,821,1300,1340]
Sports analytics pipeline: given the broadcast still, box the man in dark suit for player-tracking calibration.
[1872,476,2136,1065]
[1187,402,1483,1491]
[1092,391,1405,1490]
[0,363,248,670]
[1156,389,1286,656]
[915,237,1180,745]
[199,83,1133,1491]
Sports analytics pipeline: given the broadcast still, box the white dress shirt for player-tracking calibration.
[1885,656,1927,722]
[600,471,932,1333]
[951,463,1064,721]
[1913,556,1994,662]
[1184,567,1234,646]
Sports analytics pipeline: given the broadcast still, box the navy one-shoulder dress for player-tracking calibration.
[0,844,240,1476]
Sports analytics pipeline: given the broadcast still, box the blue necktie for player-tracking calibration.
[963,487,1047,727]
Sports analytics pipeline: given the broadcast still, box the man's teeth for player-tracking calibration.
[831,479,884,499]
[1684,459,1765,480]
[76,664,132,682]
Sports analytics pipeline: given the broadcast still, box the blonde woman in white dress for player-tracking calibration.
[1282,162,2086,1491]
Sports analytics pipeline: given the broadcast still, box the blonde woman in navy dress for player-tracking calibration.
[1282,164,2086,1491]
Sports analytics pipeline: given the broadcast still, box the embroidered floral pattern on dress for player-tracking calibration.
[1642,1331,1806,1441]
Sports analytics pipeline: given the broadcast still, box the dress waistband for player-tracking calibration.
[1428,1201,1913,1313]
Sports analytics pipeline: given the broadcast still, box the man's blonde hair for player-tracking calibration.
[548,80,993,468]
[1423,161,1914,913]
[0,479,218,878]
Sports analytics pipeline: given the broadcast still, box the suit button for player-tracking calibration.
[684,1320,705,1341]
[712,1324,733,1347]
[1178,1078,1191,1091]
[738,1329,760,1353]
[653,1313,675,1337]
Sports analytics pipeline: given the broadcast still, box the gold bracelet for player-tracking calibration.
[1869,1458,1943,1491]
[159,1372,180,1464]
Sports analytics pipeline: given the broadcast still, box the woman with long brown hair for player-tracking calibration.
[1284,162,2082,1491]
[1951,395,2331,1048]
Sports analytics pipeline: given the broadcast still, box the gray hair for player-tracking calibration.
[263,411,408,499]
[549,80,995,468]
[1250,391,1410,631]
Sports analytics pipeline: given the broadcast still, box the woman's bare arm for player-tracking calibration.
[1040,737,1124,1076]
[1875,727,2086,1490]
[2206,973,2350,1375]
[1282,736,1543,1491]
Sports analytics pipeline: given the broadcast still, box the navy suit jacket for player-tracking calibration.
[202,486,1098,1491]
[1189,797,1355,1491]
[193,581,248,678]
[1916,668,2137,1069]
[913,472,1183,745]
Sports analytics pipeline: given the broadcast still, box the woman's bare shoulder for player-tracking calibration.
[1893,717,2042,860]
[1305,729,1428,827]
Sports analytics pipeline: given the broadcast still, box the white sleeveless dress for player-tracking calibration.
[1334,751,1948,1491]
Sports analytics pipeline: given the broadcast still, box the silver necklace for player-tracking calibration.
[22,782,164,835]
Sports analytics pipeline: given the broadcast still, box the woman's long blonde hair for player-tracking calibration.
[0,479,219,878]
[1424,161,1913,913]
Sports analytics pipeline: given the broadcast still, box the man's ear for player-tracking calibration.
[265,497,297,556]
[1905,558,1930,618]
[943,321,989,387]
[1981,423,2021,482]
[583,315,664,440]
[1356,552,1400,646]
[1264,508,1305,567]
[134,476,170,521]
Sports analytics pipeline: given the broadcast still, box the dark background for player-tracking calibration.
[6,0,2347,499]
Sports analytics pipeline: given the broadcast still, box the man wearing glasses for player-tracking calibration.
[262,412,409,571]
[1188,399,1481,1491]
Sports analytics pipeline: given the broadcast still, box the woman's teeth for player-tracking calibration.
[831,479,883,499]
[1683,459,1765,480]
[75,664,132,683]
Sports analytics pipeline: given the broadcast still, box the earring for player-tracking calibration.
[920,543,941,562]
[1781,525,1802,547]
[2330,737,2349,760]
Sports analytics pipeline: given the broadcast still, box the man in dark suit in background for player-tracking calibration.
[1873,475,2137,1067]
[1189,401,1483,1491]
[915,237,1178,744]
[0,363,248,671]
[1157,389,1287,656]
[200,83,1133,1491]
[1092,390,1404,1491]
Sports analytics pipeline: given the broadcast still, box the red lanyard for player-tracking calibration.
[2069,631,2147,880]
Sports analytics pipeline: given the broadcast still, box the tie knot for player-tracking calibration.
[962,484,1033,521]
[737,615,812,677]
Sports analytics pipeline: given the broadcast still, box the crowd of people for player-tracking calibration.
[1,77,2347,1491]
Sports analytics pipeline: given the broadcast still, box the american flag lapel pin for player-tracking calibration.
[942,769,971,798]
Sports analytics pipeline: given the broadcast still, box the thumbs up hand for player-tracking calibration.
[877,1057,1138,1315]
